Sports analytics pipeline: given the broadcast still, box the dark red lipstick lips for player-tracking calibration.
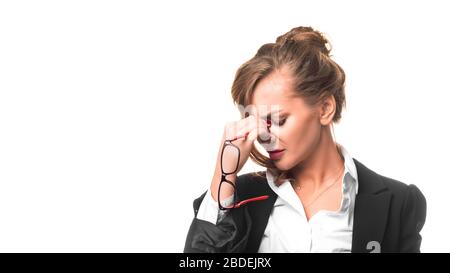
[268,149,285,160]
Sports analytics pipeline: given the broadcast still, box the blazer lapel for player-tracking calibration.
[351,159,392,253]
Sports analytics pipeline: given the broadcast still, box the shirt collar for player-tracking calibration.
[339,144,359,194]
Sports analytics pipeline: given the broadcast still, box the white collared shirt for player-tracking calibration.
[196,144,359,253]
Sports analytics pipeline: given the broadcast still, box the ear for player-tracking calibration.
[319,95,336,126]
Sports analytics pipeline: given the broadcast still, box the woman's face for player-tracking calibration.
[250,66,323,171]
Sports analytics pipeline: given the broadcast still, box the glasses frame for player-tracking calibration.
[217,134,270,210]
[218,139,240,210]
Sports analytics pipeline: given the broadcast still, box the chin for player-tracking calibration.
[275,154,307,173]
[272,159,292,171]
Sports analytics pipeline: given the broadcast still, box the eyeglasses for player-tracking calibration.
[218,133,270,210]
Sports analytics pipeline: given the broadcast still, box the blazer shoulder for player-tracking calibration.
[377,173,427,233]
[379,174,411,194]
[354,158,426,221]
[378,174,426,206]
[377,173,426,252]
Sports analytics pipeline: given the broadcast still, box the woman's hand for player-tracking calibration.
[209,113,271,203]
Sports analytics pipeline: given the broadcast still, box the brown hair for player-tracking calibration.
[230,26,346,183]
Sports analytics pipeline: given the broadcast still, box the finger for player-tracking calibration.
[224,114,254,140]
[226,113,257,137]
[228,131,250,142]
[246,122,270,143]
[227,111,271,142]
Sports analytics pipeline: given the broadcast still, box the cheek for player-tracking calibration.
[283,114,321,157]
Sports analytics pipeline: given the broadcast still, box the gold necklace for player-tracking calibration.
[293,165,345,208]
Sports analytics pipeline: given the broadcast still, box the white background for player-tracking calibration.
[0,0,448,252]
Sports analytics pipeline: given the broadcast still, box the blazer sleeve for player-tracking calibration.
[183,191,252,253]
[399,184,427,252]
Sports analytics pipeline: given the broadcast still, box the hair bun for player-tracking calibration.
[275,26,331,56]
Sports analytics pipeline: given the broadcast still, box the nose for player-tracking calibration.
[257,132,271,143]
[257,120,272,143]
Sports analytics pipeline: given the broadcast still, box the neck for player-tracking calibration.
[290,125,344,191]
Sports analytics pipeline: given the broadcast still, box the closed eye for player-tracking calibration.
[270,118,286,126]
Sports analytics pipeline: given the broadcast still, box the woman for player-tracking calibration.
[184,26,427,253]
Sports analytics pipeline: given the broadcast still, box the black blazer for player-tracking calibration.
[184,158,427,253]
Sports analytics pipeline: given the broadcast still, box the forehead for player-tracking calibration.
[250,67,296,115]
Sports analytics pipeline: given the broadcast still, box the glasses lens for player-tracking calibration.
[221,144,239,174]
[218,180,236,209]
